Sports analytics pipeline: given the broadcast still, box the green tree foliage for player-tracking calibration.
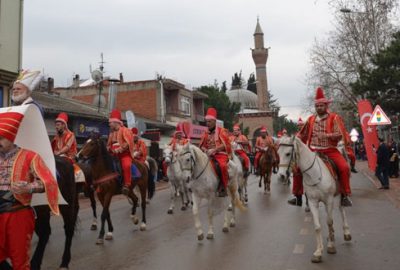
[351,31,400,115]
[273,115,299,136]
[221,81,227,93]
[247,73,257,94]
[199,85,241,130]
[231,71,244,89]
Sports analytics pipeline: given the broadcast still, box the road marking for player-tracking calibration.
[293,244,304,254]
[300,228,309,235]
[304,216,312,222]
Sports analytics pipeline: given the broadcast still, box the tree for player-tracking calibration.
[307,0,398,110]
[199,84,241,130]
[351,31,400,115]
[247,73,257,94]
[273,115,298,136]
[221,81,227,93]
[231,71,245,89]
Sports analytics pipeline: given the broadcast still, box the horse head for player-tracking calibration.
[277,135,296,182]
[163,145,175,165]
[176,143,197,183]
[77,135,102,161]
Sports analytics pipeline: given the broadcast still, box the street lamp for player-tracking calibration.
[340,7,379,54]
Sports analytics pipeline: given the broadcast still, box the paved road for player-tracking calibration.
[34,166,400,270]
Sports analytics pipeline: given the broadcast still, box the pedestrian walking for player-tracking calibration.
[375,138,390,189]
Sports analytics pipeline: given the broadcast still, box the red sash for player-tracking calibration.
[11,149,60,215]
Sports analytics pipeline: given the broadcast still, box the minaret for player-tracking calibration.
[251,18,269,110]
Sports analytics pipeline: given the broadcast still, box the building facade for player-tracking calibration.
[0,0,24,107]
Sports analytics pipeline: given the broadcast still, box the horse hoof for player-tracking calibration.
[258,183,261,188]
[229,222,236,228]
[222,227,229,233]
[206,233,214,240]
[327,246,337,254]
[198,233,204,241]
[140,223,147,231]
[311,255,322,263]
[90,224,97,231]
[344,234,352,241]
[59,267,69,270]
[105,232,113,240]
[131,215,139,225]
[95,239,104,245]
[305,206,311,213]
[181,206,186,211]
[167,209,173,215]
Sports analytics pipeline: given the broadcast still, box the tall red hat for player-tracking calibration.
[205,107,217,120]
[175,124,183,134]
[315,87,332,104]
[298,117,304,126]
[0,112,24,143]
[109,109,123,124]
[233,124,240,131]
[260,126,267,133]
[131,127,138,135]
[277,131,283,138]
[55,112,68,126]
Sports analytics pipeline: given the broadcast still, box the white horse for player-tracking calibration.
[231,141,249,204]
[176,143,246,240]
[163,145,191,214]
[277,136,352,263]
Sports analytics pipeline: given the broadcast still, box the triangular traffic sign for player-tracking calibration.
[368,105,391,125]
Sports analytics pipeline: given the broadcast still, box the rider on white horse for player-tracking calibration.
[199,108,232,197]
[297,87,352,207]
[229,124,251,178]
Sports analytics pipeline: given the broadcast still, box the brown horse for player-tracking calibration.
[78,135,154,245]
[258,146,277,193]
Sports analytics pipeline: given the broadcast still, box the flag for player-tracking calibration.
[357,100,379,171]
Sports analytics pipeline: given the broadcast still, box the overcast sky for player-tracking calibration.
[22,0,335,121]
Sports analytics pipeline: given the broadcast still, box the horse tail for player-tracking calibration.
[228,183,246,212]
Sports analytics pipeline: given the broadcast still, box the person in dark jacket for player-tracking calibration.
[375,138,390,189]
[389,139,399,178]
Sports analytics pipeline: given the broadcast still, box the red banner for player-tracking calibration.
[357,100,379,171]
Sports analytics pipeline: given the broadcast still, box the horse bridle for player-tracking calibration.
[179,150,209,180]
[279,137,318,175]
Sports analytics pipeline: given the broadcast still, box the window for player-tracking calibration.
[180,96,191,116]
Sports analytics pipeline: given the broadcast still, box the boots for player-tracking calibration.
[341,195,353,207]
[350,165,358,173]
[288,195,302,206]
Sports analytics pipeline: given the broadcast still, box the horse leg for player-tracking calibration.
[206,197,215,240]
[59,201,78,269]
[104,193,114,240]
[228,184,237,228]
[31,206,51,270]
[305,193,311,212]
[267,169,271,192]
[192,193,203,241]
[89,188,98,230]
[179,184,187,211]
[309,200,324,263]
[258,174,262,188]
[339,204,352,241]
[167,182,176,214]
[96,194,107,245]
[139,183,147,231]
[183,181,191,209]
[325,198,336,255]
[129,186,140,225]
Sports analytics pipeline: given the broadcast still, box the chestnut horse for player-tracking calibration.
[78,135,154,245]
[258,146,276,194]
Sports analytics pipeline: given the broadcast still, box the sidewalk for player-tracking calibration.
[357,160,400,208]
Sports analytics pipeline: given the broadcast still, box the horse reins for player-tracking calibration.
[179,150,210,180]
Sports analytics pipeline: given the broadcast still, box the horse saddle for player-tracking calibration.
[317,153,339,180]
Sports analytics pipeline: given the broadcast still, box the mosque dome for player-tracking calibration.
[226,88,258,109]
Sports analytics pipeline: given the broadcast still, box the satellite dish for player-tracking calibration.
[137,120,147,136]
[126,110,136,129]
[91,69,103,83]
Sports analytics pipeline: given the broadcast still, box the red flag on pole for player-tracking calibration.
[357,100,379,171]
